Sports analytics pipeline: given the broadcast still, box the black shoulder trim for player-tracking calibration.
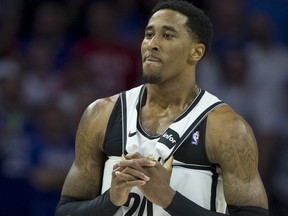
[120,92,128,155]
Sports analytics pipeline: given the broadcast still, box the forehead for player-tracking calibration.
[147,9,188,30]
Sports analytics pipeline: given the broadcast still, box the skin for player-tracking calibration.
[60,9,268,213]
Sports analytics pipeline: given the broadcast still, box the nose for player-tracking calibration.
[147,35,159,51]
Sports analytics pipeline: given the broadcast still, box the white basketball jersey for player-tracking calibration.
[101,85,227,215]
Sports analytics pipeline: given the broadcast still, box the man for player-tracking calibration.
[55,0,269,215]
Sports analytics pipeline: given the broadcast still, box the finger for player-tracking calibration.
[147,156,156,161]
[115,170,150,181]
[118,158,156,168]
[163,156,174,172]
[115,172,147,187]
[124,152,144,160]
[121,167,150,181]
[113,163,120,169]
[112,166,125,178]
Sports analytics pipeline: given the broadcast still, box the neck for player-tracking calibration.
[144,81,199,111]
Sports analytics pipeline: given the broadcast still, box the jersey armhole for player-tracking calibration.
[102,97,122,153]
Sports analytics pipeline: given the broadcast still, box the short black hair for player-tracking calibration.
[151,0,213,54]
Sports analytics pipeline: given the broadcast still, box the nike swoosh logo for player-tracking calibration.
[128,131,137,137]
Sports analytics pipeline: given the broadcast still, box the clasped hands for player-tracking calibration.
[109,152,175,208]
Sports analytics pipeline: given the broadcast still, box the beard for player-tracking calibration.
[142,73,162,84]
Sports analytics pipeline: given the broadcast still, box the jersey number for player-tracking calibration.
[124,193,153,216]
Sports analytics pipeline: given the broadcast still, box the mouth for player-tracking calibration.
[144,54,161,62]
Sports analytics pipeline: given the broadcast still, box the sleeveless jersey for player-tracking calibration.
[101,85,227,215]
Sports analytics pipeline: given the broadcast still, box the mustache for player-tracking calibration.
[144,54,161,62]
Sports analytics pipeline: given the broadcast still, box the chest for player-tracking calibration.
[140,105,184,136]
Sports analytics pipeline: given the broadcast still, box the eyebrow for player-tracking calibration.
[145,25,178,33]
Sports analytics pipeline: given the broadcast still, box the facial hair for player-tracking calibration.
[142,73,162,84]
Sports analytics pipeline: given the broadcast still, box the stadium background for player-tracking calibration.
[1,0,288,215]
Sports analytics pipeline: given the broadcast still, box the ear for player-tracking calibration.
[188,43,205,64]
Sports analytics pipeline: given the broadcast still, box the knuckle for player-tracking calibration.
[130,160,137,167]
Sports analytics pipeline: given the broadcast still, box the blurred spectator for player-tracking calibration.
[245,12,288,134]
[197,0,249,98]
[21,39,62,109]
[0,59,28,178]
[20,1,76,70]
[0,59,32,216]
[206,0,248,56]
[56,58,97,132]
[114,0,146,46]
[27,104,74,216]
[243,12,288,211]
[0,0,22,56]
[197,53,222,95]
[217,48,250,118]
[246,0,288,45]
[71,1,141,98]
[270,82,288,216]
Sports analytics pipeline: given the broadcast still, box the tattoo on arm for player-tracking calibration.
[219,131,265,206]
[63,106,105,200]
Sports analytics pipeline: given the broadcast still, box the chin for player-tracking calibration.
[142,74,162,84]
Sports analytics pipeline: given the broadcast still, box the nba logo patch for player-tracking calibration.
[191,130,199,145]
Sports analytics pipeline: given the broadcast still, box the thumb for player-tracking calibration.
[163,156,174,172]
[121,154,127,160]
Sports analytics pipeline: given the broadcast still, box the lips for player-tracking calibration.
[144,54,161,62]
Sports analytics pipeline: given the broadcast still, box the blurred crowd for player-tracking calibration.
[0,0,288,215]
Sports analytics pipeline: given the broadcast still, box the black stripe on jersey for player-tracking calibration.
[136,85,146,111]
[172,163,213,171]
[102,97,122,157]
[175,89,205,122]
[165,101,224,163]
[120,92,128,155]
[122,85,146,153]
[135,88,205,140]
[173,163,221,212]
[135,85,159,139]
[210,165,219,212]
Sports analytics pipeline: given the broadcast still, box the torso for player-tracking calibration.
[100,85,227,215]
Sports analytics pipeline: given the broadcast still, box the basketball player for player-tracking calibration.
[55,0,269,215]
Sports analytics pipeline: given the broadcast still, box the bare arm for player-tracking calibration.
[162,105,269,215]
[55,95,120,215]
[61,97,116,199]
[206,105,269,209]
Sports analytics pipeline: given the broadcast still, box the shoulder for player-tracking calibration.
[83,94,119,121]
[76,94,120,150]
[205,104,257,165]
[82,94,119,124]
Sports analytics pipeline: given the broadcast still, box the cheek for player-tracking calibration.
[140,41,148,57]
[168,47,189,64]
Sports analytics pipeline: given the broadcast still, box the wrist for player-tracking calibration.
[108,189,120,207]
[109,188,128,207]
[161,188,176,208]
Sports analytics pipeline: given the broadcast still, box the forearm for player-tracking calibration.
[164,191,269,216]
[55,189,120,216]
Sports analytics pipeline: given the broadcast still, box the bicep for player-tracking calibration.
[207,106,268,209]
[217,119,268,208]
[61,102,107,200]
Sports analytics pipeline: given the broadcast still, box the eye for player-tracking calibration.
[145,31,154,39]
[163,33,174,39]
